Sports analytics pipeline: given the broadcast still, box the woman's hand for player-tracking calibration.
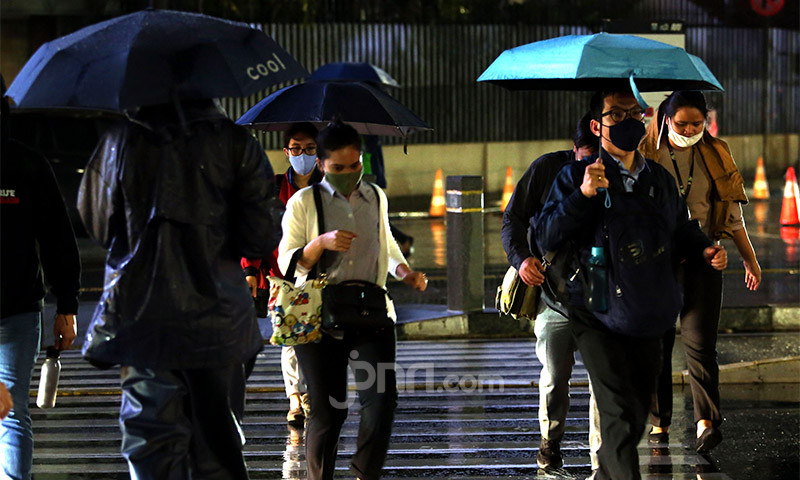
[320,230,357,252]
[743,258,761,291]
[403,271,428,291]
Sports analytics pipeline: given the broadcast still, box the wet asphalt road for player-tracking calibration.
[30,339,799,479]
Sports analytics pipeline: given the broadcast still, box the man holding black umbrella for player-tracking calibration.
[536,90,727,480]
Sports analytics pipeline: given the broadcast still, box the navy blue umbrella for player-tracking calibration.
[236,81,431,137]
[7,9,307,111]
[309,62,400,88]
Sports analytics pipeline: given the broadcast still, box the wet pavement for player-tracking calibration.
[387,191,799,309]
[45,188,798,479]
[29,339,799,479]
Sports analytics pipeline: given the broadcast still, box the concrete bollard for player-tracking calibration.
[445,175,484,313]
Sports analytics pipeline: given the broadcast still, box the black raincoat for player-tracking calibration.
[78,100,283,369]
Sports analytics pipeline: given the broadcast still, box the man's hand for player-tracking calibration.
[519,257,545,286]
[320,230,357,252]
[54,314,77,350]
[402,271,428,292]
[246,275,258,297]
[0,381,12,420]
[580,159,609,198]
[703,245,727,271]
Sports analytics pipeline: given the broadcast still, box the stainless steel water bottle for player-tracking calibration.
[587,246,608,312]
[36,346,61,409]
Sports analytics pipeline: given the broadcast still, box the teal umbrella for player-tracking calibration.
[477,33,723,107]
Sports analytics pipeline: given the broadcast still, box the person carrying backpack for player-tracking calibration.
[536,90,728,480]
[501,112,603,475]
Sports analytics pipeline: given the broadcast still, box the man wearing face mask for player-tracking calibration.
[242,122,322,428]
[536,90,728,480]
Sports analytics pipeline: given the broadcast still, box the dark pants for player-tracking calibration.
[294,327,398,480]
[569,307,663,480]
[119,364,249,480]
[650,260,723,428]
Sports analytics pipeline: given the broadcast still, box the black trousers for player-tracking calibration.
[650,259,723,428]
[294,327,398,480]
[119,364,249,480]
[569,307,663,480]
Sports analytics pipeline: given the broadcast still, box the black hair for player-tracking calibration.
[653,91,709,144]
[317,120,361,161]
[573,111,598,152]
[283,122,318,148]
[660,90,709,119]
[589,89,636,120]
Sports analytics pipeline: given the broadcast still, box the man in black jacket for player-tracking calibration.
[0,77,80,479]
[536,90,727,480]
[78,99,284,479]
[501,113,602,473]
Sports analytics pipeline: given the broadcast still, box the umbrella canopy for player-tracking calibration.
[477,33,723,94]
[309,62,400,88]
[236,81,431,137]
[7,9,307,111]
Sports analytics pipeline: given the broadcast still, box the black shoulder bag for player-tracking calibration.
[316,184,394,332]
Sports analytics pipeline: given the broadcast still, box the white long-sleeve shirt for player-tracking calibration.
[278,180,405,288]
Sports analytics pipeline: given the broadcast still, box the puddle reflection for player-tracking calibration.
[282,425,305,479]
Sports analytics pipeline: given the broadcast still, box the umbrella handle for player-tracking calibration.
[628,72,649,110]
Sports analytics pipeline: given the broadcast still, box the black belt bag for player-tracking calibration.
[321,280,394,331]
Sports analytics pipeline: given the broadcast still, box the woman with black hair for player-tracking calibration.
[640,90,761,453]
[278,121,427,480]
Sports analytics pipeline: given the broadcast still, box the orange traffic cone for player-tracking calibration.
[500,166,514,212]
[429,168,445,217]
[752,157,770,200]
[779,167,800,226]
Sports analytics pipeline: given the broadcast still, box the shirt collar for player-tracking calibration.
[606,150,648,177]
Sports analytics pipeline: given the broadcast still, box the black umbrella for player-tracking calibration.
[309,62,400,88]
[6,9,307,111]
[236,81,431,137]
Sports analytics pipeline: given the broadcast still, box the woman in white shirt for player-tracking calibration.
[278,121,427,480]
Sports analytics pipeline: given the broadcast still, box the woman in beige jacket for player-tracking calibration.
[640,90,761,453]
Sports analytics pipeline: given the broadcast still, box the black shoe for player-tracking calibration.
[648,431,669,445]
[536,438,563,470]
[696,427,723,453]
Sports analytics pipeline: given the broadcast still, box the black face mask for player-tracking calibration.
[608,118,646,152]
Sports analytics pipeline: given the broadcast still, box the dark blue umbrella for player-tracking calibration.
[7,9,307,111]
[478,33,722,106]
[236,81,431,137]
[309,62,400,88]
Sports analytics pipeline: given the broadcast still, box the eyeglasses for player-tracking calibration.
[601,107,646,123]
[287,146,317,156]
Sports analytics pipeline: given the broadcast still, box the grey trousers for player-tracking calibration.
[535,305,601,469]
[281,346,307,397]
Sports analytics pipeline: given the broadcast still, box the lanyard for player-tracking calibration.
[667,144,695,199]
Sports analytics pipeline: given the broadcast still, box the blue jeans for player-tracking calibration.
[0,311,42,480]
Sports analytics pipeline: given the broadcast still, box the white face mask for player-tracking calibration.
[289,153,317,175]
[667,119,705,148]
